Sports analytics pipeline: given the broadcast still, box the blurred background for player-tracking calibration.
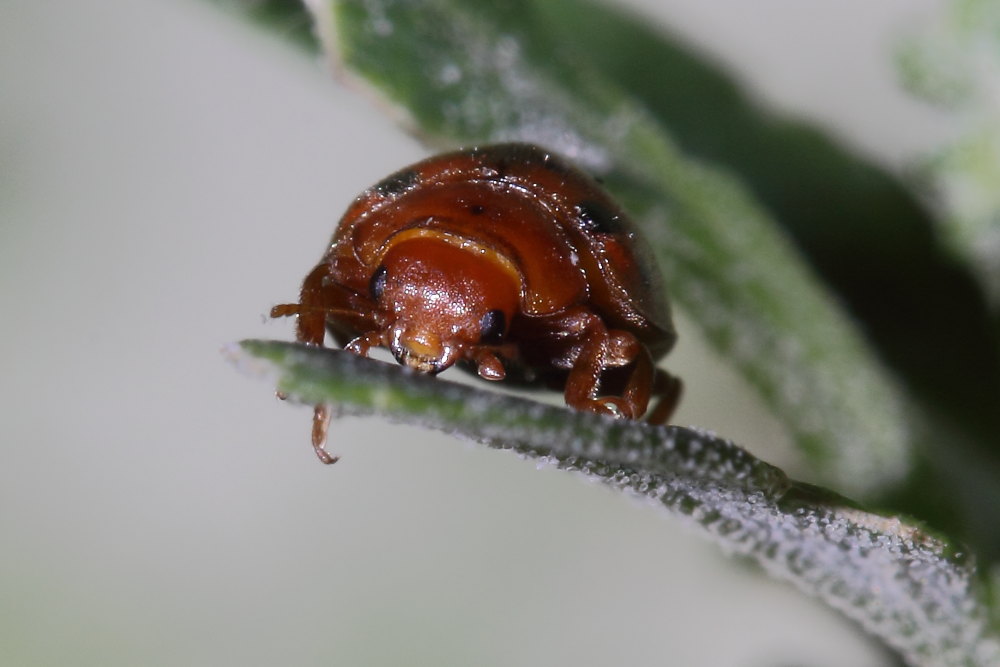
[0,0,949,664]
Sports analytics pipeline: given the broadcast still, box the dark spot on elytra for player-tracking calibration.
[369,264,388,301]
[469,204,486,215]
[373,169,420,197]
[479,309,506,345]
[492,158,510,178]
[575,200,623,235]
[541,154,571,175]
[488,145,542,176]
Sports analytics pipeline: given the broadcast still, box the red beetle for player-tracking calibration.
[272,144,680,463]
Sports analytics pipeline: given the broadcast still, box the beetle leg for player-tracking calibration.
[285,263,334,347]
[271,264,379,464]
[345,330,385,357]
[299,331,386,465]
[564,329,603,414]
[562,313,667,421]
[603,336,681,424]
[563,318,633,419]
[310,405,338,464]
[610,333,654,420]
[270,265,373,346]
[471,349,506,381]
[645,370,682,425]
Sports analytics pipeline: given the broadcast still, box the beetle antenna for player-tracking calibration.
[269,303,362,319]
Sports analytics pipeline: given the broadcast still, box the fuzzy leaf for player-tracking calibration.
[536,0,1000,487]
[227,339,1000,667]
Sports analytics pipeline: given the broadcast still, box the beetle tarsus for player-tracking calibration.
[645,372,682,426]
[311,404,338,464]
[270,303,300,318]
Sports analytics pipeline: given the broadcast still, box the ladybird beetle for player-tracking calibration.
[271,144,680,463]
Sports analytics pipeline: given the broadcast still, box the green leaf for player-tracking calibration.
[209,0,319,52]
[303,0,914,498]
[537,0,1000,494]
[227,339,1000,666]
[898,0,1000,316]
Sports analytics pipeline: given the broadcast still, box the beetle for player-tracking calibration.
[271,143,680,463]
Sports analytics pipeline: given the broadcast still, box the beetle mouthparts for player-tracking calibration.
[392,345,445,374]
[389,328,453,374]
[389,333,457,374]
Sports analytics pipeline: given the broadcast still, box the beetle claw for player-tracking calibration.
[475,350,506,381]
[593,397,632,419]
[311,404,338,464]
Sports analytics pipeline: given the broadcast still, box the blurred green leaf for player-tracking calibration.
[209,0,319,52]
[538,0,1000,484]
[898,0,1000,319]
[228,339,1000,667]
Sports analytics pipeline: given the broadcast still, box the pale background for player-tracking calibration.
[0,0,946,665]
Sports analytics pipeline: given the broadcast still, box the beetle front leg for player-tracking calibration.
[299,331,388,465]
[469,344,519,381]
[271,263,377,464]
[268,264,332,347]
[345,330,385,356]
[271,264,373,348]
[564,316,649,420]
[310,405,337,464]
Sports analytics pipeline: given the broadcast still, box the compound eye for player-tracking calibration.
[369,265,388,302]
[479,309,506,345]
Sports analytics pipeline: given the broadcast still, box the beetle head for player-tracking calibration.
[371,236,520,374]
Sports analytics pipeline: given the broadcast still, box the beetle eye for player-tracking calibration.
[479,309,506,345]
[369,265,387,302]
